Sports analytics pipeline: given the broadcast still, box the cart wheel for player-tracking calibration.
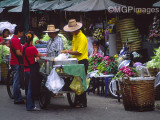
[67,93,77,107]
[6,69,14,99]
[39,74,51,109]
[39,86,51,109]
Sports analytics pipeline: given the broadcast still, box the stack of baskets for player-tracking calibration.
[116,18,142,52]
[119,77,155,111]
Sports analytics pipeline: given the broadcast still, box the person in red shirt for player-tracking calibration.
[10,25,25,104]
[23,32,41,111]
[0,29,10,45]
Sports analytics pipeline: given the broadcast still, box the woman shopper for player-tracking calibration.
[23,32,42,111]
[0,29,10,45]
[61,19,88,108]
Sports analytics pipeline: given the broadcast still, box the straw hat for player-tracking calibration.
[63,19,82,32]
[43,25,59,33]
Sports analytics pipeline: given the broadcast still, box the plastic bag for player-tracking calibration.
[45,68,64,93]
[54,53,69,61]
[136,66,151,77]
[69,76,85,95]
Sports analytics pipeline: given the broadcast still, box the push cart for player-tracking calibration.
[36,57,86,109]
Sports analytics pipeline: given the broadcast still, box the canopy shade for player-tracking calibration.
[0,0,22,8]
[32,0,65,10]
[153,1,160,7]
[65,0,124,12]
[52,0,85,10]
[0,8,4,13]
[8,0,38,12]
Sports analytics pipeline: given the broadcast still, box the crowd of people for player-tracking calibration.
[0,18,104,111]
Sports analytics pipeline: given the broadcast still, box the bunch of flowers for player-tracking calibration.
[97,56,118,75]
[93,28,104,41]
[87,53,103,73]
[113,66,138,80]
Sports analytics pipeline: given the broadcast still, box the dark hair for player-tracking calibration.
[14,25,25,35]
[25,32,34,46]
[2,29,10,37]
[92,40,99,46]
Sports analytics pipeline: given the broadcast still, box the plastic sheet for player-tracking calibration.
[45,68,64,93]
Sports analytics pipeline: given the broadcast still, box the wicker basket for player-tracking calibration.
[0,63,8,81]
[155,85,160,100]
[120,77,155,111]
[148,68,158,77]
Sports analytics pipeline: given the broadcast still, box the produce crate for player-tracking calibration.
[120,77,155,111]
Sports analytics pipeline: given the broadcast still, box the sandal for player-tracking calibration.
[75,103,84,108]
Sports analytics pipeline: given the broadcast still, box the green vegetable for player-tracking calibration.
[0,45,10,64]
[58,34,72,50]
[146,47,160,69]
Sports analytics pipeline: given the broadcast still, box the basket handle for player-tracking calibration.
[122,76,130,82]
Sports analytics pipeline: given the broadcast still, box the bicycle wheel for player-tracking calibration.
[6,69,14,99]
[39,74,51,109]
[67,92,77,107]
[108,79,122,99]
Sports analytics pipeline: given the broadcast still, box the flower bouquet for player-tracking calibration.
[113,66,138,80]
[87,53,103,73]
[97,56,118,75]
[93,28,104,41]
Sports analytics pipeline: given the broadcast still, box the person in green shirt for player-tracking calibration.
[61,19,88,108]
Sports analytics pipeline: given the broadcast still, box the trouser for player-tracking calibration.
[11,65,23,102]
[25,72,35,110]
[75,59,88,106]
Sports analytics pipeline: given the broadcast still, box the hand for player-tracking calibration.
[61,50,68,54]
[35,57,40,62]
[35,40,40,44]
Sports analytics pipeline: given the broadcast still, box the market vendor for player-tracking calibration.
[0,29,10,45]
[36,25,63,57]
[61,19,88,108]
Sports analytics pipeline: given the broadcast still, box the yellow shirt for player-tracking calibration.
[72,30,88,61]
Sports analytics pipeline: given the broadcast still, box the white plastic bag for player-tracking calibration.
[54,53,69,61]
[45,68,64,93]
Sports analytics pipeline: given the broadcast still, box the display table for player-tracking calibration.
[88,71,114,97]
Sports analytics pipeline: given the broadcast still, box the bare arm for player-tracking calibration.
[36,52,42,57]
[61,50,81,55]
[16,50,22,56]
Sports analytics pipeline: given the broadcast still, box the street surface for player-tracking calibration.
[0,85,160,120]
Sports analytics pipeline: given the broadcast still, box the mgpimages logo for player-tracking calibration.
[107,6,159,14]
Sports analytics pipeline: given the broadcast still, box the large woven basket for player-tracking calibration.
[0,63,8,81]
[155,85,160,100]
[120,77,155,111]
[148,68,159,77]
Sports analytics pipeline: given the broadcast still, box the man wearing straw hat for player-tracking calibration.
[61,19,88,108]
[36,25,63,57]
